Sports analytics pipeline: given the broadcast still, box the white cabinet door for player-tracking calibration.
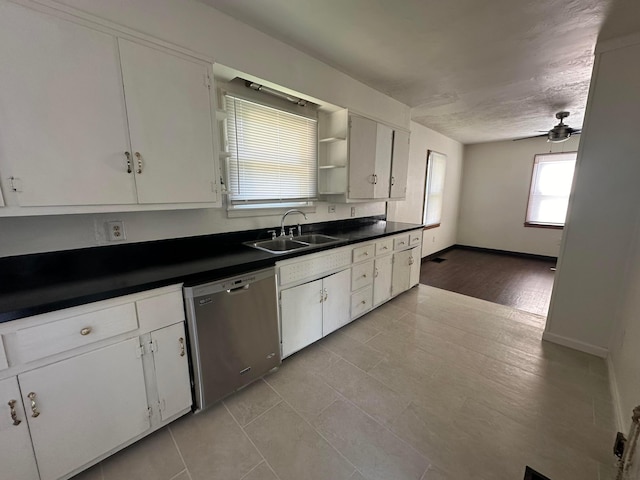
[19,338,150,480]
[409,246,421,288]
[322,269,352,336]
[390,130,410,199]
[281,279,324,357]
[374,123,393,199]
[391,250,412,297]
[348,115,377,199]
[373,254,393,306]
[151,323,192,421]
[119,39,218,204]
[0,2,136,206]
[0,377,39,480]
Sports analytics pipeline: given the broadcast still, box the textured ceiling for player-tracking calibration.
[200,0,637,144]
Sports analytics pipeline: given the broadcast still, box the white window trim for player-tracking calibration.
[525,151,577,228]
[423,150,447,228]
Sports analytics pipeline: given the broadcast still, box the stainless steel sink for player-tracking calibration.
[246,238,309,253]
[294,234,342,244]
[245,233,345,254]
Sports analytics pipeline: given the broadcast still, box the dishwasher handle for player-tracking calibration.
[226,284,251,295]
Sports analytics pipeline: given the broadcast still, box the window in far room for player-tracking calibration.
[224,94,318,211]
[423,150,447,228]
[525,152,577,228]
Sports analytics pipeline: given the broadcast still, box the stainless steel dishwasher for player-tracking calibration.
[183,267,281,411]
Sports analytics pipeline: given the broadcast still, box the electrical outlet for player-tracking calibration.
[328,205,336,214]
[106,220,126,242]
[350,207,356,217]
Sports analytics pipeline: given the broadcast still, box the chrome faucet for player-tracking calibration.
[280,209,307,237]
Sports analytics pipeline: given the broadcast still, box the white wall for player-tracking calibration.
[544,37,640,355]
[387,121,463,257]
[608,212,640,431]
[0,0,409,257]
[457,136,580,257]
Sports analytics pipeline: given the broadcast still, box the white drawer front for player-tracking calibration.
[352,244,375,263]
[393,235,410,250]
[351,260,374,291]
[409,231,422,246]
[16,303,138,364]
[375,238,393,256]
[136,290,185,333]
[351,287,373,320]
[0,336,8,370]
[279,250,352,286]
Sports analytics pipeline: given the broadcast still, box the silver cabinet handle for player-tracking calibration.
[373,174,378,185]
[324,289,328,302]
[27,392,40,418]
[320,289,324,303]
[399,241,405,246]
[8,400,21,426]
[391,176,395,186]
[409,256,414,265]
[374,268,379,278]
[179,337,185,357]
[124,151,132,173]
[135,152,143,174]
[80,327,92,336]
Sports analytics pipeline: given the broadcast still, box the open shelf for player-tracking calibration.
[319,136,346,144]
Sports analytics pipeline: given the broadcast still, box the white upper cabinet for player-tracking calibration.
[0,1,136,207]
[0,2,219,212]
[348,115,378,199]
[390,130,410,199]
[320,110,409,202]
[118,39,217,204]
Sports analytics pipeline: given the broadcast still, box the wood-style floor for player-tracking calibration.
[419,247,557,316]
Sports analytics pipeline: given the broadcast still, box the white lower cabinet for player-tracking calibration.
[373,254,393,306]
[0,285,192,480]
[0,376,39,480]
[392,246,421,297]
[281,279,324,358]
[149,323,192,422]
[18,338,150,480]
[280,269,351,357]
[321,269,352,336]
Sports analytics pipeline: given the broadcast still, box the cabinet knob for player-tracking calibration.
[80,327,92,336]
[124,151,132,174]
[179,337,186,357]
[409,256,414,265]
[8,400,21,426]
[27,392,40,418]
[135,152,143,174]
[360,300,366,305]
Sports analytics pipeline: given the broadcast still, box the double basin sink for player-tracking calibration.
[245,234,345,254]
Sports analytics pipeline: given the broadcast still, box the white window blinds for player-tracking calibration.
[423,151,447,227]
[526,152,577,226]
[225,95,318,205]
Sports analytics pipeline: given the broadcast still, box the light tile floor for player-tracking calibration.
[73,285,618,480]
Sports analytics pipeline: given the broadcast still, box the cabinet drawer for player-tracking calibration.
[352,243,374,263]
[136,290,186,333]
[15,303,138,364]
[409,231,422,246]
[351,260,374,291]
[351,287,373,319]
[375,238,393,256]
[0,336,7,370]
[393,235,410,250]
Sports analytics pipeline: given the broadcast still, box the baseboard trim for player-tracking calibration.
[421,245,456,263]
[542,331,608,358]
[607,355,626,432]
[455,244,558,263]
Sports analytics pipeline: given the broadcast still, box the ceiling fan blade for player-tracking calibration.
[513,134,548,141]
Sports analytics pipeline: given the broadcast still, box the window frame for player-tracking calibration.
[524,151,577,229]
[222,90,319,214]
[422,150,447,230]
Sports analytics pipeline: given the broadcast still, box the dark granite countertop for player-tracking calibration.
[0,217,423,323]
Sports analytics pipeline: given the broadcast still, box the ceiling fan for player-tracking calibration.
[516,111,582,142]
